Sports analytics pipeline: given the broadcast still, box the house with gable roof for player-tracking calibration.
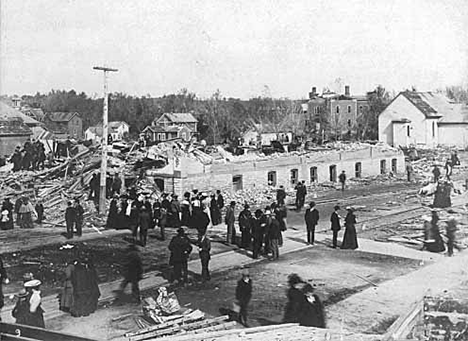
[143,112,198,143]
[378,91,468,148]
[44,112,83,140]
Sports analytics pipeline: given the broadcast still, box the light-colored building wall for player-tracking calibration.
[439,125,468,148]
[379,95,427,147]
[149,146,405,195]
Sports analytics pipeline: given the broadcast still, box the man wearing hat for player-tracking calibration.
[330,205,341,248]
[225,201,237,245]
[24,279,45,328]
[235,271,252,327]
[118,245,143,302]
[168,228,193,284]
[304,201,319,245]
[12,289,29,325]
[238,204,252,249]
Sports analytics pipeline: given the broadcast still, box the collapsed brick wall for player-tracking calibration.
[148,146,405,195]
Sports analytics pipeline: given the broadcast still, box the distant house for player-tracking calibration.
[0,102,33,156]
[108,121,130,141]
[20,106,45,122]
[84,121,129,142]
[44,112,83,140]
[84,126,103,142]
[378,91,468,148]
[154,112,198,133]
[242,123,292,147]
[143,113,198,143]
[142,124,192,142]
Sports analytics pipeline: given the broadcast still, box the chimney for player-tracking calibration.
[345,85,350,97]
[309,87,317,99]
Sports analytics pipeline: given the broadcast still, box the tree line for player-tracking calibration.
[21,84,460,144]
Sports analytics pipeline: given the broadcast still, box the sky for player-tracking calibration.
[1,0,467,99]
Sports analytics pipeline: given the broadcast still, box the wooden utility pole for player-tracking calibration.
[93,66,118,215]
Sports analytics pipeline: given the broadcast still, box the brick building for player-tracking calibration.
[147,144,404,195]
[306,86,369,140]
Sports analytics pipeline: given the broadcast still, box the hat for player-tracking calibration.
[177,227,185,235]
[24,279,41,288]
[230,201,236,206]
[310,201,316,207]
[346,206,353,211]
[334,205,340,211]
[17,289,28,298]
[201,192,208,198]
[265,210,272,215]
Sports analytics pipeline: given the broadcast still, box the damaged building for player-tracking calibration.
[147,143,405,194]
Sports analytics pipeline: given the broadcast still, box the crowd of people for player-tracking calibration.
[8,140,47,172]
[1,196,44,230]
[105,188,225,246]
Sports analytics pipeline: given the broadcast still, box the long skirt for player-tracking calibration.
[19,213,34,229]
[59,280,74,311]
[341,224,358,250]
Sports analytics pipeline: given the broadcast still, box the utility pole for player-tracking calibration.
[93,66,118,215]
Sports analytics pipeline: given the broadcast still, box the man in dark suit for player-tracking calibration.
[235,271,252,327]
[330,205,341,248]
[304,201,319,245]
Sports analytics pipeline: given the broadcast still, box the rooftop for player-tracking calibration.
[157,112,198,124]
[401,91,443,118]
[0,101,41,126]
[45,112,80,122]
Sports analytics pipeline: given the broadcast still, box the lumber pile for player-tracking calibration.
[124,310,236,341]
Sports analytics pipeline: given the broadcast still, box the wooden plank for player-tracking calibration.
[125,313,202,337]
[382,299,423,341]
[150,323,300,341]
[129,316,229,341]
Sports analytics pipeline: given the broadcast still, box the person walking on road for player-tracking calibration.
[225,201,236,245]
[74,199,84,237]
[268,212,281,260]
[330,205,341,248]
[283,273,305,323]
[341,207,358,250]
[276,186,286,206]
[304,201,319,245]
[65,201,76,239]
[235,271,252,327]
[138,205,152,246]
[168,228,193,284]
[339,171,346,191]
[198,233,211,282]
[118,244,143,303]
[251,209,264,259]
[298,284,326,328]
[238,204,252,249]
[406,163,413,182]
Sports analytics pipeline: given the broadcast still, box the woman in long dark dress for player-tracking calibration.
[106,196,119,229]
[283,273,305,323]
[340,207,358,250]
[298,283,326,328]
